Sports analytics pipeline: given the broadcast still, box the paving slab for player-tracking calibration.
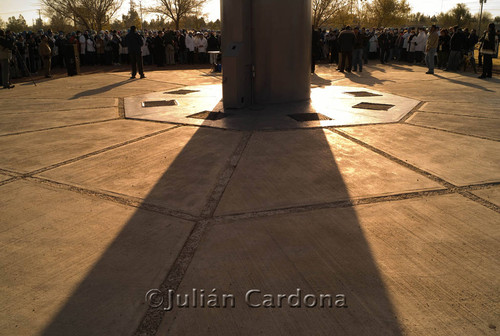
[215,129,441,215]
[472,186,500,207]
[0,74,182,100]
[334,74,500,103]
[41,127,243,216]
[0,108,118,135]
[113,69,222,86]
[0,179,193,336]
[0,97,118,114]
[419,101,500,119]
[337,124,500,186]
[160,194,499,335]
[406,112,500,140]
[0,120,173,173]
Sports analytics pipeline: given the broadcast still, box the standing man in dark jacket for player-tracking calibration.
[337,26,355,72]
[352,27,364,72]
[0,29,15,88]
[207,32,220,69]
[177,31,187,64]
[378,29,390,64]
[125,26,145,79]
[311,27,321,73]
[437,28,450,69]
[153,31,165,67]
[446,26,466,71]
[479,23,499,79]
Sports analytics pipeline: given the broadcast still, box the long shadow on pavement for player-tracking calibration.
[70,80,131,100]
[41,111,403,335]
[433,74,495,92]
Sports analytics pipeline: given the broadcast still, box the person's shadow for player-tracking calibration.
[311,73,332,87]
[433,74,496,92]
[70,80,131,99]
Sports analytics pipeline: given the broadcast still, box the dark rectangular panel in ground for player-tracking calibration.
[188,111,228,120]
[142,100,178,107]
[288,113,332,122]
[345,91,382,97]
[166,89,201,95]
[353,102,395,111]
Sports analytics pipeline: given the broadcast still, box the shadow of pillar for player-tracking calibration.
[41,117,403,335]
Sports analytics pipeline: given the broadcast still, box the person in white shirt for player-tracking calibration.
[141,34,150,65]
[86,34,96,65]
[185,32,195,64]
[78,31,86,65]
[414,28,427,64]
[402,30,410,61]
[194,32,208,63]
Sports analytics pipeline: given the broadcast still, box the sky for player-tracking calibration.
[1,0,499,26]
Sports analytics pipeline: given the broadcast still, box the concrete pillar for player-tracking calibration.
[221,0,252,108]
[222,0,312,108]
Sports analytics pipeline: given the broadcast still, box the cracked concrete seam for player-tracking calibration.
[133,130,254,336]
[330,127,500,214]
[403,122,500,142]
[0,118,122,138]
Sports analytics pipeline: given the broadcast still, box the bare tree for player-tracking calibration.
[41,0,123,31]
[151,0,207,30]
[312,0,348,28]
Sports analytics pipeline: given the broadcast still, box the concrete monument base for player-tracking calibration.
[124,84,420,130]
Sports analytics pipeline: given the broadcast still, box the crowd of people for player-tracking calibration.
[312,23,499,78]
[1,21,498,89]
[0,27,221,88]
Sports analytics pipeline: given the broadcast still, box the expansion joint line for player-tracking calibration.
[399,101,425,123]
[118,98,126,118]
[134,131,254,336]
[403,123,500,142]
[0,176,22,187]
[27,176,199,222]
[0,118,121,138]
[457,190,500,213]
[0,126,183,203]
[330,128,500,214]
[27,125,182,176]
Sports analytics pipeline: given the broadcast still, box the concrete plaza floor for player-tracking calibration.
[0,63,499,336]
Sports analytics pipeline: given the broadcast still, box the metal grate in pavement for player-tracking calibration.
[165,89,201,95]
[288,113,332,122]
[187,111,228,120]
[345,91,382,97]
[353,102,394,111]
[142,100,178,108]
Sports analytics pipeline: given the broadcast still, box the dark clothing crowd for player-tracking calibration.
[1,22,498,88]
[312,24,498,78]
[0,27,222,88]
